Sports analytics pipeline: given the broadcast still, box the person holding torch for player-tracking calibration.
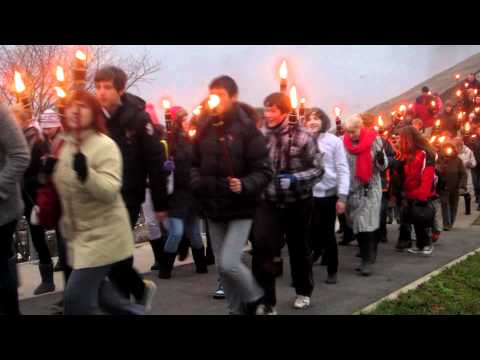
[191,75,272,315]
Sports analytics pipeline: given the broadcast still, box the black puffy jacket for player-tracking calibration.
[191,103,273,221]
[106,93,168,211]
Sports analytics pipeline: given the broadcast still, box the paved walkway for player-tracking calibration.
[19,199,480,315]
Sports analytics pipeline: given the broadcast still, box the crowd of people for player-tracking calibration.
[1,66,479,315]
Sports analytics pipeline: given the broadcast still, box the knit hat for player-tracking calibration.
[39,109,61,129]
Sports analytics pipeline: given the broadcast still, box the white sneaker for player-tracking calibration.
[422,246,434,256]
[293,295,311,310]
[140,280,157,313]
[255,304,278,315]
[407,247,423,255]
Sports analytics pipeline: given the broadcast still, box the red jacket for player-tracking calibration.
[403,150,435,201]
[413,95,439,129]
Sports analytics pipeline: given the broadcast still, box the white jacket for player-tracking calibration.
[312,132,350,201]
[459,145,477,169]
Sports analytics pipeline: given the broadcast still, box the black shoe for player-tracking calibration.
[177,236,190,262]
[325,273,338,284]
[395,240,412,252]
[53,261,64,272]
[359,262,372,276]
[311,250,323,264]
[158,252,176,279]
[191,247,208,274]
[34,263,55,295]
[149,239,164,271]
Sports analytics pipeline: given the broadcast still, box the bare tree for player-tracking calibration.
[0,45,161,118]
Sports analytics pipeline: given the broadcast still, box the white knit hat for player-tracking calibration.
[39,109,61,129]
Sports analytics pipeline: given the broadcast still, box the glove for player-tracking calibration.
[277,174,297,190]
[73,152,88,183]
[375,151,385,166]
[163,160,175,172]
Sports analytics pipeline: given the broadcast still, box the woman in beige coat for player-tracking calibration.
[53,90,145,315]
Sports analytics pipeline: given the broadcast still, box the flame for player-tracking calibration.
[378,116,384,127]
[456,90,462,97]
[162,99,171,110]
[475,107,480,113]
[383,130,389,137]
[455,74,460,80]
[391,111,396,116]
[465,82,469,88]
[279,60,288,80]
[428,91,432,95]
[75,50,87,61]
[399,104,407,112]
[475,89,479,95]
[208,94,220,110]
[465,122,471,132]
[192,105,202,116]
[334,106,342,118]
[408,103,413,109]
[289,86,298,109]
[435,119,441,127]
[458,112,464,120]
[446,147,453,155]
[374,125,379,131]
[438,136,446,144]
[188,128,197,138]
[54,86,66,98]
[430,136,437,144]
[56,66,65,82]
[300,97,306,105]
[14,71,26,94]
[473,134,478,138]
[431,100,436,107]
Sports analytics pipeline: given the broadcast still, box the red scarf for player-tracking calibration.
[343,127,378,184]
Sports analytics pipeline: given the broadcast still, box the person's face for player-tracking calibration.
[42,127,60,140]
[95,80,123,111]
[345,125,362,141]
[264,105,287,127]
[65,100,94,131]
[305,113,322,134]
[209,88,236,115]
[468,74,475,82]
[446,105,453,113]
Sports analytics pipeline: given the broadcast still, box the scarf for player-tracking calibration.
[343,127,377,184]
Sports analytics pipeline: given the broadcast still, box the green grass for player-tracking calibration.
[366,252,480,315]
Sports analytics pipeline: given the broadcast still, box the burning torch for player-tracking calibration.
[433,119,441,135]
[162,99,173,155]
[299,97,306,123]
[464,121,471,137]
[279,59,288,94]
[455,73,461,83]
[54,65,67,119]
[377,115,385,134]
[13,71,32,119]
[188,105,202,139]
[72,49,87,90]
[334,106,343,137]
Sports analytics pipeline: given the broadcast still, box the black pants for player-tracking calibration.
[400,202,432,249]
[310,196,338,275]
[252,199,314,307]
[107,206,145,302]
[0,221,20,315]
[376,192,389,242]
[357,231,378,264]
[24,197,52,265]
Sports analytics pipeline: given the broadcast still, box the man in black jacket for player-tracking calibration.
[94,66,168,311]
[191,75,272,315]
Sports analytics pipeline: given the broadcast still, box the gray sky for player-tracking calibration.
[116,45,480,118]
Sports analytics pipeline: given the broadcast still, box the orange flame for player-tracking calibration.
[54,86,66,98]
[383,130,389,137]
[334,106,342,118]
[208,94,220,110]
[465,122,471,132]
[279,60,288,80]
[300,97,306,105]
[188,128,197,138]
[435,119,441,127]
[408,103,413,109]
[456,90,462,97]
[56,66,65,82]
[14,71,26,94]
[192,105,202,116]
[438,136,446,144]
[475,107,480,113]
[289,86,298,110]
[455,74,460,80]
[446,147,453,155]
[399,104,407,113]
[431,100,436,107]
[458,112,464,120]
[75,50,87,61]
[378,116,384,127]
[162,99,171,110]
[429,136,437,144]
[465,82,469,88]
[391,111,396,116]
[428,91,432,95]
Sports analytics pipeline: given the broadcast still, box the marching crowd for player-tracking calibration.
[1,66,479,315]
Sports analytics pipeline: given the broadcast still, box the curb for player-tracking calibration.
[354,246,480,315]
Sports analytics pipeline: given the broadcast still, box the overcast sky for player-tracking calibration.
[116,45,480,118]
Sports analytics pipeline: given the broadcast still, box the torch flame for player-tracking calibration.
[399,104,407,112]
[300,97,306,105]
[430,136,437,144]
[408,103,413,109]
[438,136,446,144]
[289,86,298,110]
[14,71,26,94]
[75,50,87,61]
[192,105,202,116]
[383,130,389,137]
[56,66,65,82]
[188,128,197,138]
[431,100,436,107]
[446,147,453,155]
[455,74,460,80]
[162,99,171,110]
[208,94,220,110]
[465,82,469,88]
[334,106,342,118]
[279,60,288,80]
[456,90,462,97]
[428,91,432,95]
[475,107,480,113]
[378,116,384,127]
[458,112,464,120]
[54,86,66,98]
[435,119,441,127]
[391,111,396,116]
[465,122,471,132]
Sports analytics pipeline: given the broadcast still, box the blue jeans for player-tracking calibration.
[164,216,203,254]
